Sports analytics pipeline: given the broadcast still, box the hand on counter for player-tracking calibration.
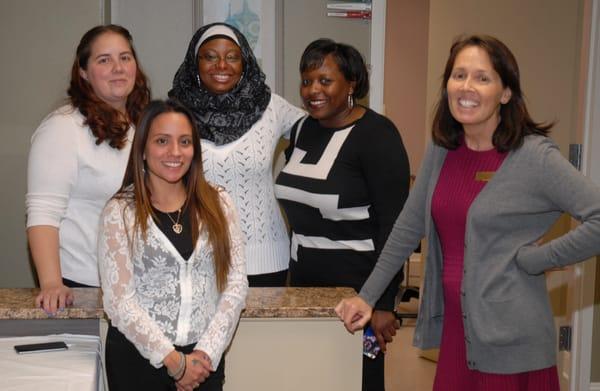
[370,310,400,352]
[335,296,373,333]
[35,284,74,316]
[176,350,213,391]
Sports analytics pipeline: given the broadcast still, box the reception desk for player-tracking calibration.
[0,287,362,391]
[226,287,362,390]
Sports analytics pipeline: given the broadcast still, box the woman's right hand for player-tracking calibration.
[335,296,373,333]
[35,284,73,316]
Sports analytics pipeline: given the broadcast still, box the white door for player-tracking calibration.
[560,1,600,390]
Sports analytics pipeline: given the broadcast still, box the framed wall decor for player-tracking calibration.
[201,0,278,91]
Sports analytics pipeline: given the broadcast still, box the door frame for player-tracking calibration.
[370,0,387,114]
[573,0,599,390]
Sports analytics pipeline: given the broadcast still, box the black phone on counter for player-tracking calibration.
[14,341,68,354]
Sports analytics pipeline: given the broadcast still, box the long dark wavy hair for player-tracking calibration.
[115,99,231,291]
[68,24,151,149]
[431,35,552,151]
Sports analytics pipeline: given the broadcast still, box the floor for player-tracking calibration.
[384,299,437,391]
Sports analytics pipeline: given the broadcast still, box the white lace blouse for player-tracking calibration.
[98,189,248,368]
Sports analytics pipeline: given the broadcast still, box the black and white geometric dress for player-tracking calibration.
[275,108,410,310]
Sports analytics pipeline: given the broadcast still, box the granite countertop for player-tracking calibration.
[0,287,356,320]
[0,288,103,320]
[243,287,355,318]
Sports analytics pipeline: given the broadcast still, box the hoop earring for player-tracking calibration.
[196,74,201,87]
[348,94,354,110]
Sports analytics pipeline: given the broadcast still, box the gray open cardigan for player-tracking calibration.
[360,134,600,374]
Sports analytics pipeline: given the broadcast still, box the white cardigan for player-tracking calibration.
[26,105,132,286]
[201,93,304,275]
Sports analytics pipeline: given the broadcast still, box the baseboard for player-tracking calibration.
[590,382,600,391]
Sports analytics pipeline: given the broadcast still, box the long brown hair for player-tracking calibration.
[431,35,552,151]
[115,99,231,291]
[68,24,150,149]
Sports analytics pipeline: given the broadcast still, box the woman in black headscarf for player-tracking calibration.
[170,23,304,287]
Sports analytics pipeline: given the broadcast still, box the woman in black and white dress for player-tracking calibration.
[275,38,411,391]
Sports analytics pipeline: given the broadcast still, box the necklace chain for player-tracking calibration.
[165,209,183,234]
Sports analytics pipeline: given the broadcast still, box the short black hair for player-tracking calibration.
[299,38,369,99]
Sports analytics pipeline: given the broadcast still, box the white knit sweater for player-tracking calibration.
[200,94,304,275]
[26,105,132,286]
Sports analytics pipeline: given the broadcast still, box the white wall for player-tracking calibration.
[281,0,371,107]
[0,0,106,287]
[110,0,197,98]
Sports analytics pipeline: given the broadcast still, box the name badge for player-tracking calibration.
[475,171,494,181]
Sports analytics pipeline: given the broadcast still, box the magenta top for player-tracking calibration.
[432,141,507,274]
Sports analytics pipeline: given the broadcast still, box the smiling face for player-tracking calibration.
[144,112,194,192]
[197,37,243,94]
[79,32,137,112]
[447,45,512,137]
[300,54,355,128]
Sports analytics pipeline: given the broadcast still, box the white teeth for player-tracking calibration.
[310,100,326,106]
[213,75,230,82]
[459,99,478,108]
[164,162,182,167]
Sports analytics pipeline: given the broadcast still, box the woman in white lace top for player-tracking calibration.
[98,99,248,391]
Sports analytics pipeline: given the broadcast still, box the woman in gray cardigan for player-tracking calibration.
[336,35,600,390]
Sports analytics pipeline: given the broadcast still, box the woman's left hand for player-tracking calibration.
[370,310,400,352]
[176,350,213,391]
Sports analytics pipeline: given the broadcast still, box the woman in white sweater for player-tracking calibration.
[169,23,304,286]
[99,99,247,391]
[26,24,150,315]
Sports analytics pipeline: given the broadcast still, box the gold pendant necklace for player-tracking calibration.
[165,209,183,234]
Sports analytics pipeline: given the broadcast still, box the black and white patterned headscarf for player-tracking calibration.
[169,22,271,145]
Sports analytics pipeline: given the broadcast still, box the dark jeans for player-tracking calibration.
[62,278,96,288]
[363,352,385,391]
[247,269,288,287]
[106,325,225,391]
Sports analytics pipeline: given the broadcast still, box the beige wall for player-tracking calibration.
[426,0,583,155]
[384,0,586,177]
[384,0,429,174]
[423,0,585,262]
[0,1,106,287]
